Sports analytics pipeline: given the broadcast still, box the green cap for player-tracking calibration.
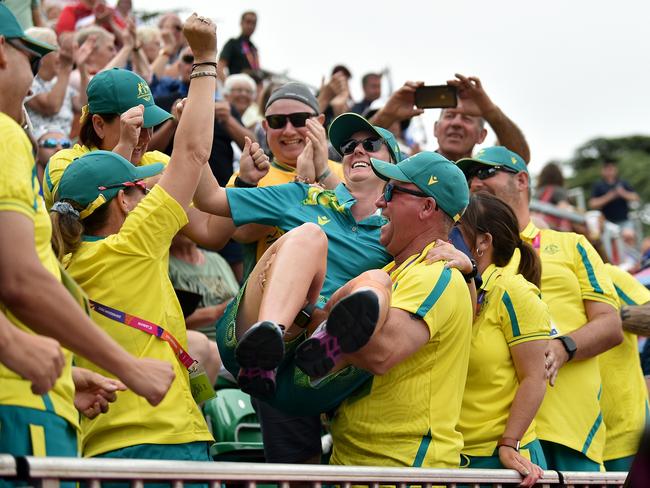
[328,112,405,163]
[87,68,172,128]
[0,4,56,56]
[456,146,528,176]
[57,150,164,219]
[371,151,469,222]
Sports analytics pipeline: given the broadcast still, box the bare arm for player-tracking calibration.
[181,207,235,250]
[185,303,230,330]
[148,118,177,152]
[346,307,429,375]
[26,59,73,116]
[217,58,228,84]
[369,81,425,129]
[214,101,256,149]
[589,190,617,210]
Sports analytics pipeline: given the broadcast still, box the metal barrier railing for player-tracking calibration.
[0,456,628,488]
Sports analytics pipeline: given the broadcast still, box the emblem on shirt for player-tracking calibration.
[543,244,560,255]
[317,216,331,226]
[137,82,152,102]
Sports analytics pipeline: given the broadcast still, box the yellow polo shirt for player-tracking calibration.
[43,144,170,209]
[227,158,345,276]
[0,112,78,430]
[66,185,213,457]
[330,241,473,467]
[600,263,650,461]
[459,265,551,456]
[513,221,618,463]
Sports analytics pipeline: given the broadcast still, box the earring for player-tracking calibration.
[476,248,484,258]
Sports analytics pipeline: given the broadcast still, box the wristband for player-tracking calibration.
[192,61,218,71]
[462,259,478,283]
[234,176,257,188]
[316,167,332,182]
[189,70,217,80]
[496,437,520,452]
[293,303,315,328]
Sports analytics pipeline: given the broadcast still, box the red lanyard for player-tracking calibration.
[90,300,197,371]
[531,232,541,252]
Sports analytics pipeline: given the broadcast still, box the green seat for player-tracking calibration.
[204,388,265,462]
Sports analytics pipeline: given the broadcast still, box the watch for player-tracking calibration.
[554,335,577,361]
[462,259,478,283]
[234,176,257,188]
[496,437,520,452]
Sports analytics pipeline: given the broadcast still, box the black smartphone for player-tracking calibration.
[174,289,203,318]
[414,85,458,109]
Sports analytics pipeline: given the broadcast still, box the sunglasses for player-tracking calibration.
[98,180,149,194]
[466,165,518,181]
[340,137,384,155]
[383,182,430,202]
[181,54,194,64]
[8,39,41,76]
[39,138,72,149]
[265,112,316,129]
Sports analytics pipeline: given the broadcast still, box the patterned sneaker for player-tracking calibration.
[235,321,285,399]
[295,289,379,378]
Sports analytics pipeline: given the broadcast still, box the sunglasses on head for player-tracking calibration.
[8,39,41,76]
[181,54,194,64]
[98,180,149,194]
[383,182,430,202]
[265,112,316,130]
[466,165,518,182]
[39,138,71,149]
[340,137,384,155]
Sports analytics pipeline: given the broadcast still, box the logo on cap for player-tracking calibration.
[428,176,438,185]
[137,82,151,102]
[511,156,518,165]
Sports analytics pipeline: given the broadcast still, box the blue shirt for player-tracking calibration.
[226,182,391,302]
[591,179,634,223]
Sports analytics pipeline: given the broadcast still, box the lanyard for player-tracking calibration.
[531,232,541,252]
[89,300,196,371]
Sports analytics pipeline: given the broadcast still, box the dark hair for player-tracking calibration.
[331,64,352,79]
[79,113,119,149]
[537,162,565,189]
[241,11,256,21]
[361,73,381,87]
[459,192,541,287]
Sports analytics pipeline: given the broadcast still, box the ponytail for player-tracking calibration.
[50,201,83,261]
[516,240,542,288]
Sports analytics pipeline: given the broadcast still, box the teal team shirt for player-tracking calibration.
[226,182,391,301]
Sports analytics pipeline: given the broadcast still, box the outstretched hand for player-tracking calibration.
[447,73,497,118]
[498,446,544,487]
[239,136,270,184]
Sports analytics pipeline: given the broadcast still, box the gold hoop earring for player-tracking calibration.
[476,248,484,258]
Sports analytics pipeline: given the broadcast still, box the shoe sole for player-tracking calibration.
[235,321,285,370]
[238,368,276,400]
[295,290,380,378]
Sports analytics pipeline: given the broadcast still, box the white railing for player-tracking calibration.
[0,456,628,488]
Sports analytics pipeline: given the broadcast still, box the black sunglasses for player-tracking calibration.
[466,165,518,182]
[265,112,316,129]
[8,39,41,76]
[39,138,72,149]
[383,182,430,202]
[340,137,384,155]
[181,54,194,64]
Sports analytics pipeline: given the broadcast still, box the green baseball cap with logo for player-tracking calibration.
[0,3,56,56]
[57,150,164,219]
[456,146,528,176]
[329,112,405,163]
[371,151,469,222]
[86,68,172,128]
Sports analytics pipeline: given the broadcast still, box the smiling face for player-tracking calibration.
[341,130,390,184]
[434,109,487,161]
[263,98,319,166]
[467,164,528,212]
[226,80,254,115]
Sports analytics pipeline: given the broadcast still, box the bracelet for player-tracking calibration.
[496,437,520,452]
[192,61,217,72]
[234,176,257,188]
[316,167,331,182]
[189,70,217,80]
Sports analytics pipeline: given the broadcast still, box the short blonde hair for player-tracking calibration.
[75,25,114,48]
[137,26,161,45]
[25,27,58,47]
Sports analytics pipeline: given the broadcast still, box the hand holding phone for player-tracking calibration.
[414,85,458,109]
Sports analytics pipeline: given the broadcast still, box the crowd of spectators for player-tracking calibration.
[1,2,649,485]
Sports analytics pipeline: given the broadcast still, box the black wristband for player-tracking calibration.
[192,61,217,71]
[234,176,257,188]
[462,259,478,283]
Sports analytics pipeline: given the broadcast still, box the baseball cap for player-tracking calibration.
[371,151,469,222]
[57,150,164,219]
[0,4,56,56]
[86,68,172,128]
[265,82,320,114]
[456,146,528,176]
[328,112,405,163]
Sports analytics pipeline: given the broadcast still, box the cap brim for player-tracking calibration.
[329,113,386,156]
[134,162,165,179]
[18,35,56,57]
[370,158,411,183]
[143,104,172,128]
[455,156,500,175]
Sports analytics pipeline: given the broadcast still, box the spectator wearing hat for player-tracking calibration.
[457,146,622,471]
[47,13,221,461]
[0,3,174,462]
[372,74,530,163]
[217,11,259,83]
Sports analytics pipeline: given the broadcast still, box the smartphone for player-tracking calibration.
[414,85,458,109]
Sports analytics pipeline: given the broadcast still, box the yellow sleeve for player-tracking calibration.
[140,150,170,167]
[327,160,345,180]
[0,117,38,220]
[606,264,650,306]
[573,234,618,308]
[496,275,551,347]
[43,147,79,209]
